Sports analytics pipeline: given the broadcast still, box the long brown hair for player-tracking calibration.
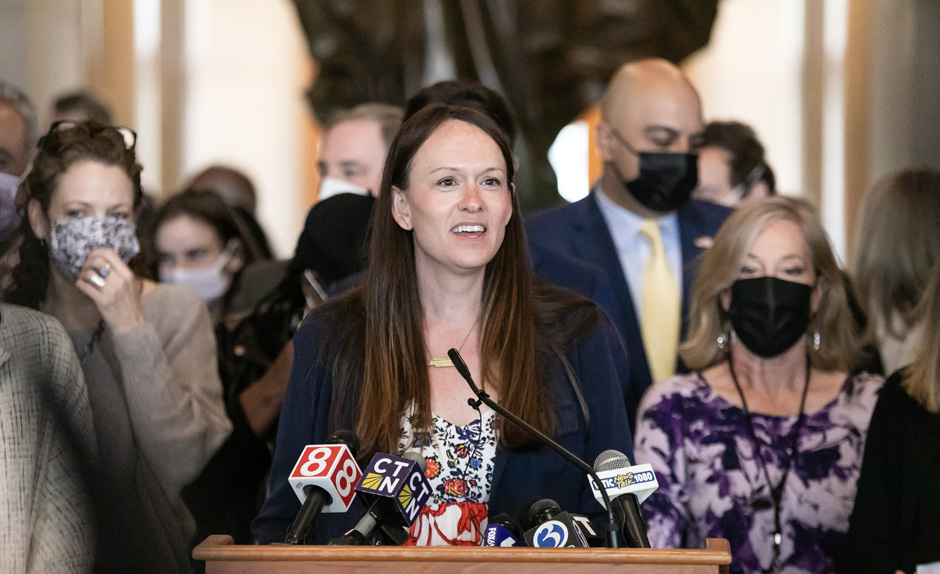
[854,168,940,340]
[326,104,596,459]
[5,122,145,310]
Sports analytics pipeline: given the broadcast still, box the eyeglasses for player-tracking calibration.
[43,120,137,151]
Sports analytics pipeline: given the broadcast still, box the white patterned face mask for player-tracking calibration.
[49,216,140,279]
[159,240,236,303]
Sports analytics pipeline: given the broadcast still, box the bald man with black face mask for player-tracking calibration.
[526,59,732,429]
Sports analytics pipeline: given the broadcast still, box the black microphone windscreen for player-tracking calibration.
[328,429,361,457]
[447,348,473,380]
[527,498,562,526]
[491,513,522,537]
[594,449,632,471]
[402,451,427,473]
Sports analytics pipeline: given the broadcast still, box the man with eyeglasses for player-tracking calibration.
[526,59,732,429]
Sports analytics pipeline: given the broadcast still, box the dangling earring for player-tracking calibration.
[717,331,730,353]
[812,330,821,352]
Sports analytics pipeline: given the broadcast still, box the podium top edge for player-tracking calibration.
[193,536,732,565]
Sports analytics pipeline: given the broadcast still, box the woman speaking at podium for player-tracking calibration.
[253,104,633,545]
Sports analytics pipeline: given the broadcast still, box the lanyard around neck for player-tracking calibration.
[727,350,811,573]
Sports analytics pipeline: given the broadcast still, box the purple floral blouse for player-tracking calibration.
[634,372,883,574]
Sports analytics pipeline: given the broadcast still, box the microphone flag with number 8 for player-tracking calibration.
[289,444,362,512]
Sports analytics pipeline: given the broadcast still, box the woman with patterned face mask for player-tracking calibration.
[4,122,232,573]
[633,197,883,574]
[152,189,261,324]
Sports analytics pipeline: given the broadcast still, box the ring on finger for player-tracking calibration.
[89,274,106,289]
[98,263,112,278]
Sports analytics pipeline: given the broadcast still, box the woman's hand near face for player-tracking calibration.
[75,248,147,333]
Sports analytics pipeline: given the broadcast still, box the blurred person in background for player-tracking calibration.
[853,168,940,376]
[694,120,775,207]
[316,102,403,200]
[152,189,267,325]
[183,191,374,552]
[0,303,97,573]
[187,165,274,261]
[5,121,231,573]
[0,81,39,259]
[47,91,161,269]
[526,59,732,430]
[841,262,940,573]
[634,197,882,574]
[48,90,163,282]
[49,90,114,126]
[219,191,375,439]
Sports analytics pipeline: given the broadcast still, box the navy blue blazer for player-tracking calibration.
[252,299,634,545]
[328,247,618,321]
[525,193,731,428]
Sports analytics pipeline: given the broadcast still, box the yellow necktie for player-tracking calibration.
[638,219,680,382]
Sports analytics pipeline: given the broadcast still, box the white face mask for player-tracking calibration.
[317,176,370,201]
[160,240,236,303]
[0,171,22,243]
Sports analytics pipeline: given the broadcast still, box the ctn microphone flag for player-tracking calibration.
[329,451,432,545]
[284,430,362,544]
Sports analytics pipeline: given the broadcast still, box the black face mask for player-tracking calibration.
[609,129,698,213]
[725,276,813,358]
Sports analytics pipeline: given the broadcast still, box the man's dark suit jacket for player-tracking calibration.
[525,192,731,428]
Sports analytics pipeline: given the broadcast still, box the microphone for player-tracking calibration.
[590,449,654,548]
[483,513,525,547]
[447,348,622,548]
[569,514,606,547]
[329,451,432,545]
[284,429,363,544]
[522,499,588,548]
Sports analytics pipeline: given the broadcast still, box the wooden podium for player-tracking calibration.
[194,535,731,573]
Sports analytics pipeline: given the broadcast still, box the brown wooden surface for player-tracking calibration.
[194,536,731,574]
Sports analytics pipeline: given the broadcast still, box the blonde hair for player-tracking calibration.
[904,263,940,412]
[681,196,861,371]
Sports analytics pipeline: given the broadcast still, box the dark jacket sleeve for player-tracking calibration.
[570,313,635,519]
[488,314,634,526]
[840,372,940,574]
[251,312,338,544]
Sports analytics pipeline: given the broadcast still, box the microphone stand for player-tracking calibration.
[447,349,622,549]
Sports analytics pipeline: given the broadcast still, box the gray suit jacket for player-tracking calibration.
[0,303,97,573]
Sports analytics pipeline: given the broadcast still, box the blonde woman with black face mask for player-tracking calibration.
[6,122,231,573]
[634,197,882,574]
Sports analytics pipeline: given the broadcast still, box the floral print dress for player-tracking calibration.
[633,372,882,574]
[399,404,498,546]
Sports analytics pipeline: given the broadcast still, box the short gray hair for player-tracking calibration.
[0,80,39,152]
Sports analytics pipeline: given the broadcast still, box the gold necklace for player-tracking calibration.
[427,316,480,368]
